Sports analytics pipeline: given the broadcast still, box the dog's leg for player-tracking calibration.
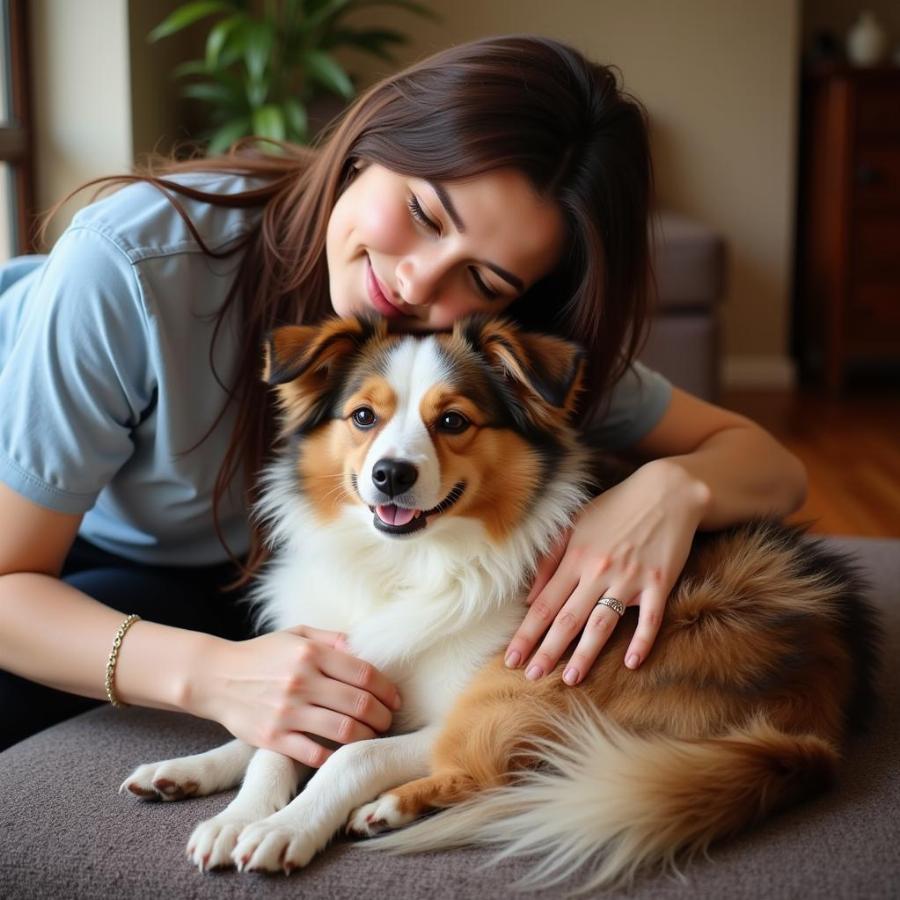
[230,727,438,873]
[187,747,309,871]
[348,673,557,835]
[120,739,256,801]
[347,769,478,836]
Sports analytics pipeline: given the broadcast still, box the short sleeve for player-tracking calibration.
[0,226,155,514]
[581,361,672,451]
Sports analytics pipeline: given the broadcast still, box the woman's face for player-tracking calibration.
[326,163,565,330]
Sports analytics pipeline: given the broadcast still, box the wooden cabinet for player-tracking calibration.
[795,66,900,390]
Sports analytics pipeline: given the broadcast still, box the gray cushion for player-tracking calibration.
[643,211,725,402]
[640,313,719,401]
[2,536,898,899]
[652,211,725,312]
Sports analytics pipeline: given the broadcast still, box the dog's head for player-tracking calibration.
[263,314,585,542]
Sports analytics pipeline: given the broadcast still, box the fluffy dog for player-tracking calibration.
[122,315,879,890]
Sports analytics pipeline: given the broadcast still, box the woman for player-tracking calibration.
[0,36,805,759]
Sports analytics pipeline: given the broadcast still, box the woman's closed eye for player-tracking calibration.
[407,195,440,234]
[469,268,500,300]
[407,194,503,301]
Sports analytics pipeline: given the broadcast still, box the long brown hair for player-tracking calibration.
[46,35,654,584]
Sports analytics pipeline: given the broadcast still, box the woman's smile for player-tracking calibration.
[365,255,404,319]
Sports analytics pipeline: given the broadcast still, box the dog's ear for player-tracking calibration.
[263,316,384,434]
[455,315,585,424]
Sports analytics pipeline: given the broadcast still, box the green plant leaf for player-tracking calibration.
[252,104,286,141]
[149,1,234,42]
[283,97,309,141]
[246,80,270,109]
[324,27,407,61]
[303,49,354,99]
[171,59,211,80]
[301,0,354,34]
[218,19,251,68]
[303,0,344,17]
[245,21,275,82]
[207,115,252,154]
[205,14,244,69]
[181,80,244,109]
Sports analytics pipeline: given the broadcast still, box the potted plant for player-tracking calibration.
[150,0,436,153]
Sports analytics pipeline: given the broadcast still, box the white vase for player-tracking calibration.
[847,11,888,66]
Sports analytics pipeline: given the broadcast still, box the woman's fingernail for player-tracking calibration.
[505,650,521,668]
[625,653,640,669]
[525,664,543,681]
[563,667,578,685]
[392,692,403,710]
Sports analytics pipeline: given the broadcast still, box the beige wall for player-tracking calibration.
[346,0,803,384]
[0,26,10,260]
[29,0,192,244]
[30,0,133,243]
[127,0,199,163]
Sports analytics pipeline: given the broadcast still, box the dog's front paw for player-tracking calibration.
[232,818,321,874]
[187,813,260,872]
[120,759,206,801]
[347,793,416,837]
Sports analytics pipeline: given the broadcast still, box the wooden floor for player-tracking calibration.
[721,387,900,539]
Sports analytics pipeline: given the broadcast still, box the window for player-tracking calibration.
[0,0,33,261]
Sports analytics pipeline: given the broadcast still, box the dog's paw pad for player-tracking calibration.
[120,758,211,801]
[124,782,158,799]
[347,793,414,837]
[153,777,199,800]
[119,763,165,800]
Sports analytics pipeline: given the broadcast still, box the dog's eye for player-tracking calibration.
[437,411,470,434]
[351,407,377,429]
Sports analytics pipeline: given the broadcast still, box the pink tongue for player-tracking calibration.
[377,504,417,526]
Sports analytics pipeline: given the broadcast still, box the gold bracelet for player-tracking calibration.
[105,614,141,708]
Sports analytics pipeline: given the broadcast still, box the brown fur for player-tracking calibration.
[373,520,876,882]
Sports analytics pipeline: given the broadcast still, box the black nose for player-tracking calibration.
[372,458,418,497]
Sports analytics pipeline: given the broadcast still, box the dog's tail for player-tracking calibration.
[364,706,839,891]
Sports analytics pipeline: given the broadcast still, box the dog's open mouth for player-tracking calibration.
[371,482,466,536]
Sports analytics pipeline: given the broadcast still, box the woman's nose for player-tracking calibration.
[395,253,443,307]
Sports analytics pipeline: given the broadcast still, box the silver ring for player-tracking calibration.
[596,596,625,617]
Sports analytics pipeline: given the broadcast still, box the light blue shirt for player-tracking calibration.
[0,172,670,566]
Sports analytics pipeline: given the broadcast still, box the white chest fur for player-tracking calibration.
[253,447,588,732]
[254,500,528,730]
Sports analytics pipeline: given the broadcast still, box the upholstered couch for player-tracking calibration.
[641,210,725,402]
[1,534,898,899]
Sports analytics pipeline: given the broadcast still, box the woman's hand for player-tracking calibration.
[187,625,402,767]
[503,459,710,685]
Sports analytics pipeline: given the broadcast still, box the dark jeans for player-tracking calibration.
[0,537,257,752]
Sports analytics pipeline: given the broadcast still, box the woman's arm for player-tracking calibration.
[0,482,400,764]
[630,387,807,528]
[503,386,807,683]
